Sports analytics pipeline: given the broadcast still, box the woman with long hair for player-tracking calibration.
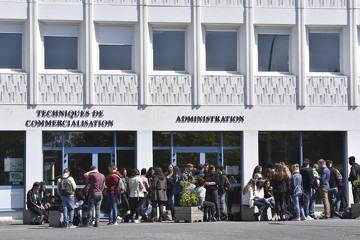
[150,167,168,222]
[271,163,288,220]
[291,164,305,221]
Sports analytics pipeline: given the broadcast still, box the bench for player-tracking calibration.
[241,204,272,221]
[23,210,37,225]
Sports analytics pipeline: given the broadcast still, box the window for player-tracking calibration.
[153,30,185,71]
[0,132,25,186]
[309,32,340,72]
[42,24,79,70]
[97,25,133,70]
[258,34,289,72]
[206,31,237,71]
[0,33,22,69]
[44,36,78,69]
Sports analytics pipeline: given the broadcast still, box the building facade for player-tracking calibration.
[0,0,359,219]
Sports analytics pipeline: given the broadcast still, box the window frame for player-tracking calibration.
[41,24,80,72]
[255,27,291,76]
[203,27,239,74]
[96,24,134,73]
[0,23,24,72]
[150,26,188,74]
[307,28,342,76]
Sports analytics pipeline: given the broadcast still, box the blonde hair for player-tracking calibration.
[243,178,256,195]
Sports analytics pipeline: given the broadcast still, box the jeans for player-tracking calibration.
[328,187,340,213]
[87,194,103,224]
[61,195,75,225]
[292,194,305,218]
[303,188,312,217]
[108,194,118,222]
[166,194,174,217]
[218,192,228,217]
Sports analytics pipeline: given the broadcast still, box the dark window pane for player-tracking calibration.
[153,31,185,71]
[258,131,300,167]
[45,36,78,69]
[309,33,340,72]
[153,132,171,146]
[258,34,289,72]
[206,31,237,71]
[116,131,135,147]
[0,33,22,68]
[117,150,135,172]
[99,45,132,70]
[0,131,25,186]
[153,150,171,171]
[64,132,113,147]
[173,132,220,147]
[43,132,62,147]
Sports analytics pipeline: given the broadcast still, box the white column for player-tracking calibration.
[25,130,43,206]
[136,130,153,170]
[346,131,360,204]
[242,130,258,185]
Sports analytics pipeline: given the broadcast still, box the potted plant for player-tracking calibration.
[174,179,203,222]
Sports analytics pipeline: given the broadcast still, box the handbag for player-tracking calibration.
[300,192,307,204]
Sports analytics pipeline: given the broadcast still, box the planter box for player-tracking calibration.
[351,203,360,219]
[174,207,203,223]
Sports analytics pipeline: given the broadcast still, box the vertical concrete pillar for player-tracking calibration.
[25,130,43,207]
[242,130,258,185]
[136,130,153,170]
[346,131,360,204]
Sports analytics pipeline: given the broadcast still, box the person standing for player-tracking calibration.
[318,159,330,219]
[57,168,77,228]
[105,164,120,225]
[150,167,168,222]
[326,160,341,217]
[290,164,305,221]
[204,165,220,221]
[300,159,314,220]
[348,156,360,203]
[84,166,105,227]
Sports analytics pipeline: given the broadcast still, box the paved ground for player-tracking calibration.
[0,218,360,240]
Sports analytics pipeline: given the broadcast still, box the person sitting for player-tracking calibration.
[26,182,49,224]
[196,177,216,222]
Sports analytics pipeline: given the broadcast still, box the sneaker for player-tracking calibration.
[68,224,76,228]
[112,221,118,225]
[94,222,99,227]
[294,217,301,221]
[117,216,122,220]
[126,210,131,215]
[133,219,140,224]
[107,222,114,226]
[305,215,314,220]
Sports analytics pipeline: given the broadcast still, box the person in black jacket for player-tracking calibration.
[300,159,315,220]
[26,182,49,224]
[326,160,341,217]
[348,156,360,203]
[205,165,220,221]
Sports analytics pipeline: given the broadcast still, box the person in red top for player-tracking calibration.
[84,166,105,227]
[105,164,120,225]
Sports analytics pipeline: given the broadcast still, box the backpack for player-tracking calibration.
[114,175,126,195]
[59,177,74,196]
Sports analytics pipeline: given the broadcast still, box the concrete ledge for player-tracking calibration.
[49,211,63,227]
[23,210,37,225]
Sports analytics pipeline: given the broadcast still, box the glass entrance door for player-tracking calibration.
[67,153,111,186]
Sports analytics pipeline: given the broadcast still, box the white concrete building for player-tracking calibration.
[0,0,359,220]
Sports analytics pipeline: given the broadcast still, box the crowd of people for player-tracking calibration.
[27,163,235,227]
[242,156,360,221]
[26,155,360,226]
